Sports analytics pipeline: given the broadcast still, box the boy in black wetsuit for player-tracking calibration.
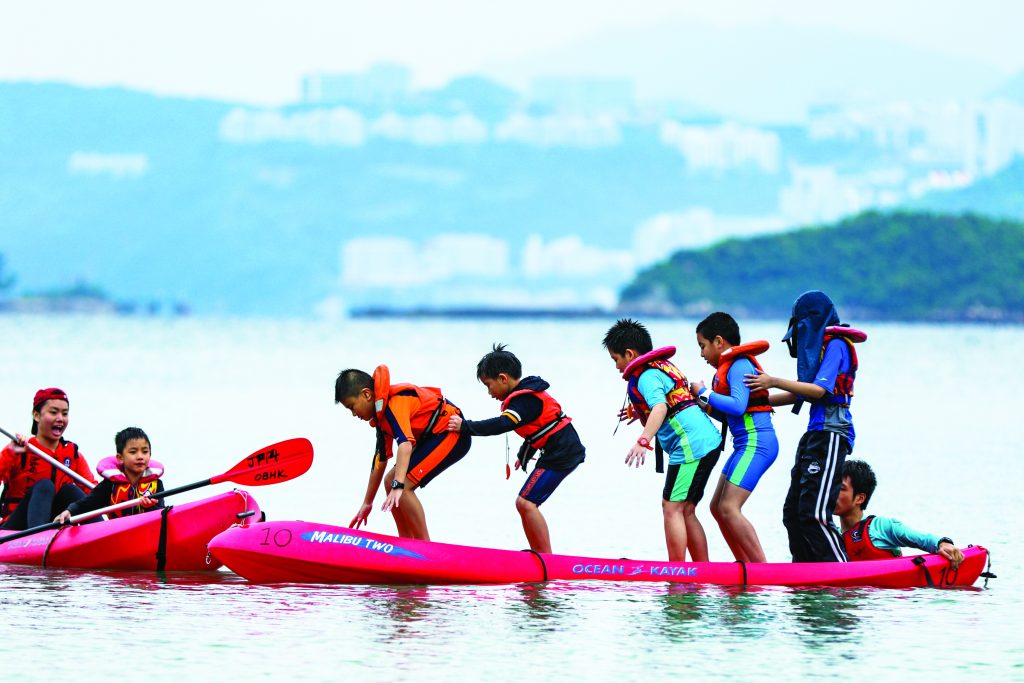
[448,344,585,553]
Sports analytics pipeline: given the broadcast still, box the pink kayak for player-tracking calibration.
[208,520,989,588]
[0,490,260,571]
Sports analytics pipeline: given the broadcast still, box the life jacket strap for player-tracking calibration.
[156,505,172,572]
[422,397,448,436]
[523,412,567,446]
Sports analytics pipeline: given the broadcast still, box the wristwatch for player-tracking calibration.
[391,480,405,490]
[637,437,654,450]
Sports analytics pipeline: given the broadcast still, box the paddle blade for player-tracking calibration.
[211,438,314,487]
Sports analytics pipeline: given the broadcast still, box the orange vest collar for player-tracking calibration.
[372,364,391,424]
[718,340,769,365]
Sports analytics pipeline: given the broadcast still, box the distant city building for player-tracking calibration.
[530,77,634,114]
[302,63,411,105]
[807,100,1024,178]
[659,122,780,173]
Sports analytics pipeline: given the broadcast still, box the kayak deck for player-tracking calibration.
[208,521,988,588]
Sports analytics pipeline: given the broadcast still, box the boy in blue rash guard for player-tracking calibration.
[745,290,864,563]
[448,344,585,553]
[836,460,964,568]
[604,319,722,562]
[690,312,779,563]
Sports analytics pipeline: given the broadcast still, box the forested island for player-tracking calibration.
[620,211,1024,322]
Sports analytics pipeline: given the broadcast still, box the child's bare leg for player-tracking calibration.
[391,489,423,540]
[663,500,689,562]
[516,496,551,553]
[682,501,709,562]
[716,482,766,563]
[710,476,749,562]
[391,486,429,541]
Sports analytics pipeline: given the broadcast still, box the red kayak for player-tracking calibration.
[0,490,261,571]
[208,520,989,588]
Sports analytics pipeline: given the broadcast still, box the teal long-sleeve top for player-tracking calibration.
[867,515,945,556]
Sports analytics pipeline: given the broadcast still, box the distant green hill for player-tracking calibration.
[620,211,1024,322]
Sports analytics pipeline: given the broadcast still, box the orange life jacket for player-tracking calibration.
[370,365,458,466]
[713,340,772,413]
[0,438,95,520]
[843,516,898,561]
[500,388,570,450]
[621,346,697,425]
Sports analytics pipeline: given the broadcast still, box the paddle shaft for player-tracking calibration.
[0,426,95,490]
[0,474,223,543]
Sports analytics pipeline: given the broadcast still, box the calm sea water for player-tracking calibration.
[1,315,1020,681]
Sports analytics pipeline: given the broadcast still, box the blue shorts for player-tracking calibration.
[518,466,577,506]
[721,429,778,492]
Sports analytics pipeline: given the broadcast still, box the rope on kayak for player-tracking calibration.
[521,548,548,582]
[911,556,935,587]
[735,560,747,586]
[41,526,67,569]
[155,506,172,572]
[977,546,997,588]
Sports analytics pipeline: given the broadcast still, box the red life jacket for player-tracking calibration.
[843,516,898,561]
[0,438,94,520]
[822,326,866,405]
[622,346,697,425]
[97,456,164,519]
[500,388,570,450]
[713,340,772,413]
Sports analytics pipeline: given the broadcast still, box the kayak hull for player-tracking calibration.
[0,490,261,571]
[208,521,987,588]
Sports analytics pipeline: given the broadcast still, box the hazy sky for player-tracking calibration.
[2,0,1021,104]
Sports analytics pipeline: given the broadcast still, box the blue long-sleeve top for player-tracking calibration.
[706,357,775,440]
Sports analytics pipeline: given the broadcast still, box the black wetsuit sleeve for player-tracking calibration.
[152,479,166,510]
[461,395,545,437]
[66,479,114,516]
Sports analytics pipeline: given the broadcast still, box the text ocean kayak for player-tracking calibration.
[0,490,260,571]
[208,521,988,588]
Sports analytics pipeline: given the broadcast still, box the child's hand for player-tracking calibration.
[938,541,965,569]
[447,415,463,432]
[382,489,402,513]
[617,407,637,424]
[140,491,158,508]
[54,510,72,525]
[350,503,372,529]
[743,370,774,392]
[625,444,647,467]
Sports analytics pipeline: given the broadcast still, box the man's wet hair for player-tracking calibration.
[843,459,878,510]
[115,427,151,453]
[335,369,373,402]
[602,318,653,355]
[477,343,522,380]
[696,312,741,346]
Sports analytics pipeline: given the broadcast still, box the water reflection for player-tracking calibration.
[781,587,867,644]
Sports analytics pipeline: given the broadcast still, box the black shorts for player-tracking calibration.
[662,449,721,503]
